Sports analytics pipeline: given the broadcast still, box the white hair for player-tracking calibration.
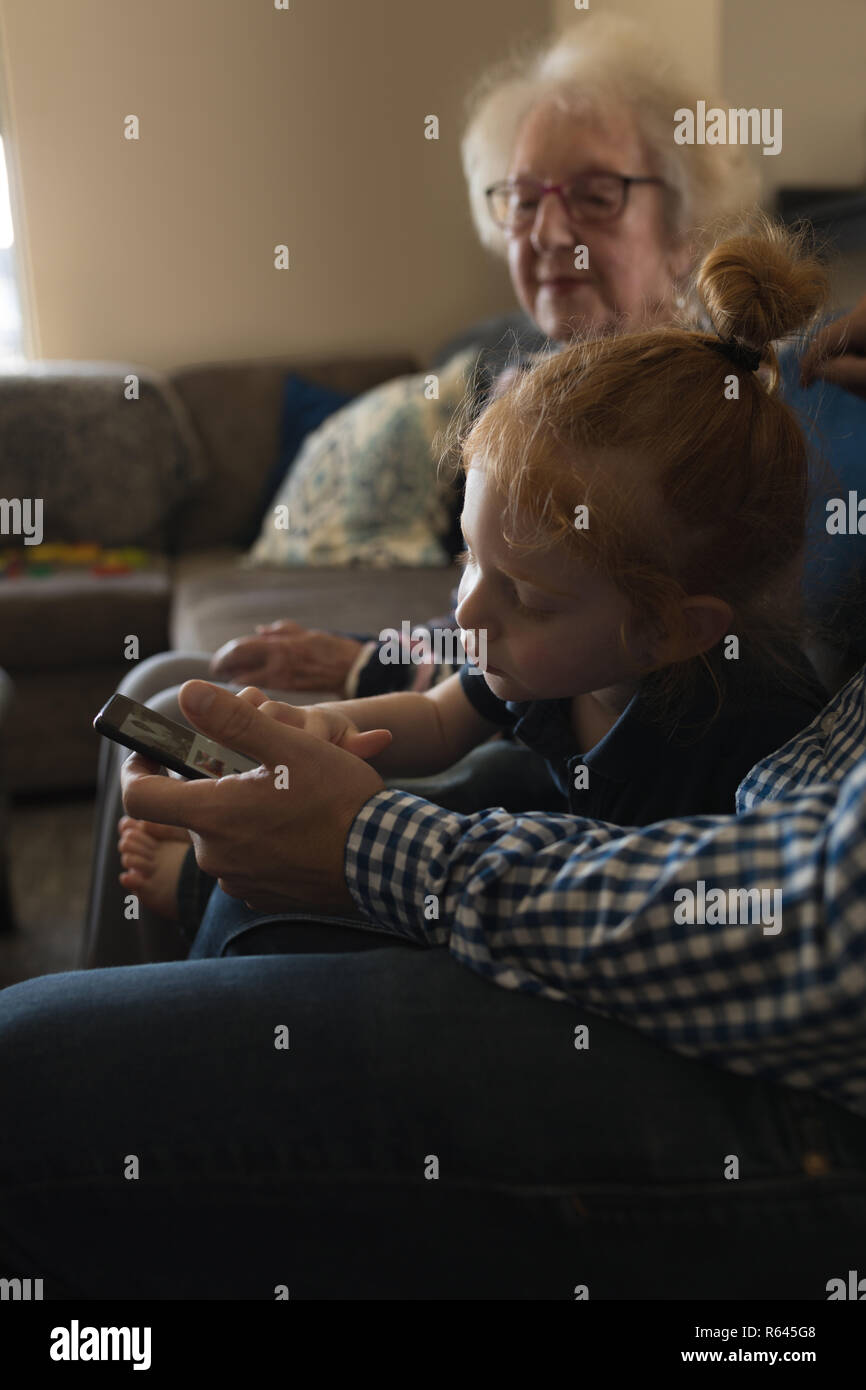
[461,14,761,258]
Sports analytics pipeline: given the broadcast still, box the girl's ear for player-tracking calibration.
[646,596,733,666]
[674,596,733,659]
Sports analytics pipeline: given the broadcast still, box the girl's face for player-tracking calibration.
[454,463,650,704]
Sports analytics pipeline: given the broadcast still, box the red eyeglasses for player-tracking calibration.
[485,172,665,231]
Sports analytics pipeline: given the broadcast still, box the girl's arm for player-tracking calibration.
[316,673,504,778]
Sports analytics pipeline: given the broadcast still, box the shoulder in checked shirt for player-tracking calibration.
[344,665,866,1118]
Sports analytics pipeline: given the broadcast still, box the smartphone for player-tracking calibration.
[93,693,259,780]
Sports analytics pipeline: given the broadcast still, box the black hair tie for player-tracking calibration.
[707,337,763,373]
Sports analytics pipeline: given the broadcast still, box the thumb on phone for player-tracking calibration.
[177,680,298,768]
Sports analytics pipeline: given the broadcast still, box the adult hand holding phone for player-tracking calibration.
[120,680,386,916]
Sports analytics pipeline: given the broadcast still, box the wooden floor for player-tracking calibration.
[0,793,94,987]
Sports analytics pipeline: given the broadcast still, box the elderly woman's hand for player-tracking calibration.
[120,680,385,914]
[209,621,363,694]
[800,293,866,400]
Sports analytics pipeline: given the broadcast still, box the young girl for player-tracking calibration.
[119,221,830,922]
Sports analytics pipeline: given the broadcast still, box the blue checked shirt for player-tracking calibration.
[345,666,866,1118]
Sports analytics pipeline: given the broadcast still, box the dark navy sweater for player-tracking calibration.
[458,645,827,826]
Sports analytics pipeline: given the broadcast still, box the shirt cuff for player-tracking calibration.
[343,788,462,944]
[342,640,378,698]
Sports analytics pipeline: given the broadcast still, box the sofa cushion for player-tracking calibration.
[244,348,476,569]
[0,362,206,549]
[168,355,418,552]
[171,549,461,655]
[0,560,171,672]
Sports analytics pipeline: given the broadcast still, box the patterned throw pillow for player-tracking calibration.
[245,348,477,568]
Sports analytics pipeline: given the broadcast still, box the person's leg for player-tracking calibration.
[186,880,420,958]
[1,946,865,1300]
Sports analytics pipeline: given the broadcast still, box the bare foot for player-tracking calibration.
[117,816,191,921]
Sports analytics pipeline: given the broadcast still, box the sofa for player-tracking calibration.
[0,354,466,792]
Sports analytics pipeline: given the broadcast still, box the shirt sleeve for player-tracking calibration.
[352,596,464,698]
[343,641,380,697]
[458,661,516,727]
[344,761,866,1115]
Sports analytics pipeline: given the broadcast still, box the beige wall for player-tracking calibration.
[0,0,548,368]
[721,0,866,196]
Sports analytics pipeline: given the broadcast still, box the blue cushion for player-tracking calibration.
[778,336,866,638]
[248,374,354,541]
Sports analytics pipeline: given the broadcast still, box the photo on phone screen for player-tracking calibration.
[93,694,259,779]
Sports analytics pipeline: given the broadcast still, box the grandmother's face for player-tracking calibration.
[506,102,686,342]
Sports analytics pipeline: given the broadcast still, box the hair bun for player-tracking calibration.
[696,215,829,357]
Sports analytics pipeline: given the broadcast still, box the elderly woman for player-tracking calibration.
[85,15,761,967]
[211,18,758,699]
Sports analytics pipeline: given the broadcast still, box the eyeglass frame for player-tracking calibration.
[484,172,667,231]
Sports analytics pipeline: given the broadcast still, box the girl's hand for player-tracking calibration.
[235,686,392,762]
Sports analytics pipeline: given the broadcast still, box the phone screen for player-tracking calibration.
[94,695,259,779]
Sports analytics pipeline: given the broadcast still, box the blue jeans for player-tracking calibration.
[2,886,866,1299]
